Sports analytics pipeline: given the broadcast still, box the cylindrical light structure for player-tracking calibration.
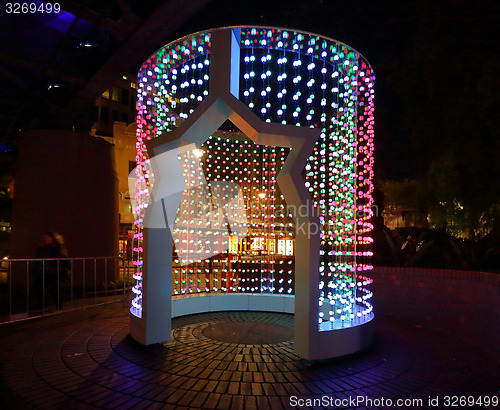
[131,27,375,359]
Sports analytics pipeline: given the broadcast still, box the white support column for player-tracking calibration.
[130,204,172,345]
[293,213,320,358]
[209,28,240,98]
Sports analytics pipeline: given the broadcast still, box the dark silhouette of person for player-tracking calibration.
[35,231,69,310]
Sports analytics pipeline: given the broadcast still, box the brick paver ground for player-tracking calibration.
[0,302,498,409]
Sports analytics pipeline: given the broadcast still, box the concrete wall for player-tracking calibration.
[10,129,119,287]
[372,266,500,362]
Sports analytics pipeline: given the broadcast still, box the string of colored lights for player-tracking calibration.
[238,27,374,329]
[165,134,293,296]
[132,32,212,316]
[133,27,374,330]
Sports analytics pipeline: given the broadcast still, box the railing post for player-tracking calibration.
[26,261,29,315]
[57,260,60,311]
[42,260,45,315]
[70,259,74,309]
[82,259,86,307]
[122,257,126,304]
[94,258,97,306]
[8,260,12,319]
[126,257,130,306]
[104,258,108,302]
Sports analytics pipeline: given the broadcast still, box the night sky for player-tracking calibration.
[165,0,498,187]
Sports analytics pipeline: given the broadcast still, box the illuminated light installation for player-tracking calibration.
[131,27,375,359]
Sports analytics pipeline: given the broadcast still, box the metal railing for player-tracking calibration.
[0,256,131,324]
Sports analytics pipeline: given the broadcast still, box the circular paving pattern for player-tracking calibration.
[201,321,294,344]
[0,304,498,409]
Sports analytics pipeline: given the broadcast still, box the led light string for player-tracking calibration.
[133,28,373,328]
[132,32,211,316]
[238,28,374,328]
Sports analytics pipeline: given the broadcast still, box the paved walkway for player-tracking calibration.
[0,303,498,409]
